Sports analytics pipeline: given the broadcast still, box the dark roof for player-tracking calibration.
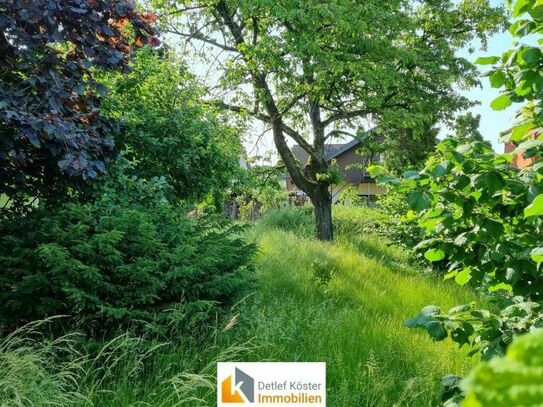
[326,138,361,160]
[291,138,361,166]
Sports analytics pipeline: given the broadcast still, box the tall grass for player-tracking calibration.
[0,318,85,406]
[0,206,478,406]
[0,317,259,406]
[243,206,477,406]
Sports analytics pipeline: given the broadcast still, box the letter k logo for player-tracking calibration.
[221,368,254,403]
[221,375,245,403]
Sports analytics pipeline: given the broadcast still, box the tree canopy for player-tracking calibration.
[100,47,244,204]
[156,0,505,239]
[0,0,157,204]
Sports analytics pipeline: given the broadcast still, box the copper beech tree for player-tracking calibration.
[0,0,157,206]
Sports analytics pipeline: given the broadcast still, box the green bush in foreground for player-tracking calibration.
[462,329,543,406]
[368,0,543,366]
[0,165,255,336]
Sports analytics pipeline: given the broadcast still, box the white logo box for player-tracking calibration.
[217,362,326,406]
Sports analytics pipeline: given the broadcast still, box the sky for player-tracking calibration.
[460,30,515,152]
[458,0,525,152]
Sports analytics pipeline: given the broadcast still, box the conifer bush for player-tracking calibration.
[0,163,255,336]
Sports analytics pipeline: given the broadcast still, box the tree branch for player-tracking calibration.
[322,90,405,127]
[214,0,316,193]
[325,129,358,141]
[322,108,371,127]
[164,27,237,52]
[279,92,307,115]
[214,101,315,155]
[213,100,269,122]
[281,124,314,155]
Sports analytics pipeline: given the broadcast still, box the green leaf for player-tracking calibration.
[483,219,504,237]
[403,170,420,180]
[426,320,448,341]
[425,248,446,262]
[376,175,401,186]
[454,233,469,246]
[488,282,513,292]
[521,47,542,65]
[407,190,432,211]
[516,80,532,96]
[513,139,543,154]
[432,162,450,177]
[451,327,472,346]
[405,306,446,341]
[463,331,543,405]
[510,122,536,142]
[524,194,543,217]
[455,267,472,286]
[489,71,506,88]
[420,305,441,316]
[530,247,543,262]
[474,172,504,195]
[444,270,458,280]
[442,375,463,388]
[528,185,543,202]
[529,5,543,21]
[490,94,512,111]
[449,305,470,314]
[367,164,387,178]
[509,19,536,37]
[513,0,532,17]
[475,56,500,65]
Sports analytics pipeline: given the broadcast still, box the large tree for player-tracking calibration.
[157,0,504,240]
[0,0,157,206]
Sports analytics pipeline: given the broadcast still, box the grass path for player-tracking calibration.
[234,224,477,406]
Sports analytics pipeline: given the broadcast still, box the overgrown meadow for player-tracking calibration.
[1,206,478,406]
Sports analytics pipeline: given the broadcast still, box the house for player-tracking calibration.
[504,142,536,169]
[504,129,540,169]
[284,138,386,204]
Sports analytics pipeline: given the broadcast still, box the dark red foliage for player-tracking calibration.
[0,0,158,201]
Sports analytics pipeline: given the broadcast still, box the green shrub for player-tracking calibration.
[372,139,543,298]
[376,189,422,250]
[462,329,543,407]
[405,296,543,361]
[370,138,543,359]
[0,165,255,336]
[100,47,243,206]
[232,164,289,221]
[337,187,364,206]
[368,0,543,362]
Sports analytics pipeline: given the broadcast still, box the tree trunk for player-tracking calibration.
[311,185,333,241]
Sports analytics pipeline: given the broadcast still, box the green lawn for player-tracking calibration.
[0,207,479,406]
